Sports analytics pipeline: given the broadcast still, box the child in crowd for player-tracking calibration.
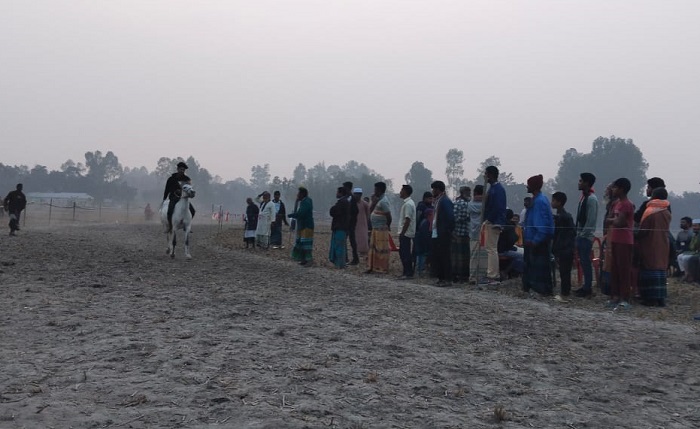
[414,208,434,277]
[551,192,576,299]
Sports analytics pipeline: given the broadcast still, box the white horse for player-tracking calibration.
[160,183,195,259]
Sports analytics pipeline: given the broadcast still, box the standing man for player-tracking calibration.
[243,197,259,248]
[397,185,416,279]
[452,186,471,283]
[519,197,532,227]
[522,175,555,295]
[430,180,455,286]
[483,166,507,284]
[367,182,392,274]
[270,191,289,249]
[4,183,26,236]
[634,177,666,226]
[163,161,195,232]
[573,172,599,298]
[256,191,275,249]
[329,187,351,268]
[343,182,360,265]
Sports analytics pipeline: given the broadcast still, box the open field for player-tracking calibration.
[1,223,699,428]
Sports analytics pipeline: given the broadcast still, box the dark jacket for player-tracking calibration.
[163,173,191,200]
[245,204,259,230]
[497,222,518,253]
[416,201,433,228]
[484,182,507,225]
[4,190,26,213]
[433,195,454,238]
[553,209,576,256]
[330,196,351,231]
[273,199,289,225]
[288,197,314,231]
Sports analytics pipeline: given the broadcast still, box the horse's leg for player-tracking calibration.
[166,229,173,256]
[184,223,192,259]
[170,229,177,258]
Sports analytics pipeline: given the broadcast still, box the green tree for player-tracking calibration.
[60,159,85,177]
[475,156,516,185]
[445,148,464,195]
[554,136,648,201]
[292,163,307,185]
[405,161,434,194]
[154,157,185,179]
[84,150,123,183]
[250,164,271,189]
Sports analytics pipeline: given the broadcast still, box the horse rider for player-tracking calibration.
[163,161,196,231]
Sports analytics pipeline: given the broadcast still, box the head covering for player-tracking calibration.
[352,187,363,194]
[527,174,544,191]
[177,161,188,169]
[693,219,700,225]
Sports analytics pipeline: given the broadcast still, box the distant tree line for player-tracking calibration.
[1,136,697,229]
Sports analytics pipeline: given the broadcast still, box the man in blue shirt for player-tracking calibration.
[523,174,555,296]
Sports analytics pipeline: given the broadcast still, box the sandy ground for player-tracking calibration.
[1,223,699,429]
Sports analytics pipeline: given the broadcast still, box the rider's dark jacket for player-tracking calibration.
[163,173,191,201]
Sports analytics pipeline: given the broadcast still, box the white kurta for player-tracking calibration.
[256,201,275,237]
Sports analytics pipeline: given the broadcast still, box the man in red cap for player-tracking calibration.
[522,174,554,296]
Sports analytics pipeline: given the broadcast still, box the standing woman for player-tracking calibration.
[288,187,314,266]
[243,197,259,249]
[352,188,370,260]
[637,187,671,306]
[366,182,392,274]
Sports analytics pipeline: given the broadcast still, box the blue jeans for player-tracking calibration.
[576,237,594,291]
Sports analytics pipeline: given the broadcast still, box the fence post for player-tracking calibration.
[72,202,76,222]
[49,198,52,226]
[126,203,129,224]
[218,204,223,231]
[99,203,102,222]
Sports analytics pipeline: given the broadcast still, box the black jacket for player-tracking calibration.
[553,209,576,256]
[4,190,26,212]
[330,197,351,231]
[163,173,191,200]
[497,222,518,253]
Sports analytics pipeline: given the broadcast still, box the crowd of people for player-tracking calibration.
[243,166,697,312]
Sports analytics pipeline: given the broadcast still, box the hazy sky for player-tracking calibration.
[2,1,698,192]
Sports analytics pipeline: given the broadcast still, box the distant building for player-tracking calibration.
[26,192,95,207]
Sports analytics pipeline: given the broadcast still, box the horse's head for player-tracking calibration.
[181,183,196,199]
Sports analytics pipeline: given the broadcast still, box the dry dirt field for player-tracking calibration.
[1,223,699,429]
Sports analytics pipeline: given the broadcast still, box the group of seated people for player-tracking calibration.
[675,216,700,283]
